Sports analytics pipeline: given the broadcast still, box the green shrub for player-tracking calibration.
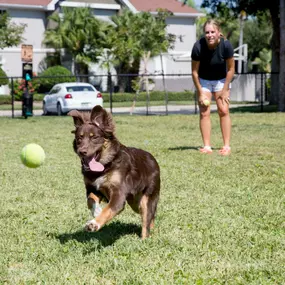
[9,78,40,101]
[0,93,47,104]
[0,66,9,86]
[0,95,11,105]
[33,93,45,101]
[38,66,76,93]
[102,90,195,103]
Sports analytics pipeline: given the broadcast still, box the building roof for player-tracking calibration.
[0,0,202,15]
[0,0,51,5]
[125,0,200,14]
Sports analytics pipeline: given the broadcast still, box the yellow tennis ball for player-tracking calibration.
[20,143,45,168]
[203,99,210,106]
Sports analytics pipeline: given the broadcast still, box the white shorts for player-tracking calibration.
[199,78,231,93]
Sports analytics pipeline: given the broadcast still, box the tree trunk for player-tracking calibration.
[279,0,285,111]
[115,58,140,92]
[142,51,151,115]
[79,63,89,83]
[269,5,280,105]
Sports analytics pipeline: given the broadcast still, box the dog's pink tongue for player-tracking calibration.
[89,158,104,172]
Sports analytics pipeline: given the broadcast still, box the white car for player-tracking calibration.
[43,82,103,116]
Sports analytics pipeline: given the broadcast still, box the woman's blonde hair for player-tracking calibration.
[203,19,224,38]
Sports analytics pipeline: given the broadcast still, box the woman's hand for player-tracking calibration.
[218,89,230,105]
[198,92,211,106]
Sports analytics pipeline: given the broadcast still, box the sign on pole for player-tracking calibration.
[22,63,33,81]
[21,44,33,62]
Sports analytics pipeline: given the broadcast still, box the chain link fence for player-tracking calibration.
[0,72,278,117]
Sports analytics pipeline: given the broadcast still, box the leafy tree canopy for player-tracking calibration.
[43,7,106,74]
[109,9,175,72]
[0,12,26,49]
[0,66,8,86]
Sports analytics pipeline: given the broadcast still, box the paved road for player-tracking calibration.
[0,103,260,117]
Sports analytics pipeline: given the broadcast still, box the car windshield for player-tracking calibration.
[66,86,95,92]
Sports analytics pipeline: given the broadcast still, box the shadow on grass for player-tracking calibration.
[56,221,141,249]
[168,146,199,151]
[230,104,278,113]
[168,146,223,151]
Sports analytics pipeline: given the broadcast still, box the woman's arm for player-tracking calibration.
[219,57,235,104]
[192,60,203,96]
[223,57,235,91]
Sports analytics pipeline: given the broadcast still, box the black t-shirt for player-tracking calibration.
[191,37,234,80]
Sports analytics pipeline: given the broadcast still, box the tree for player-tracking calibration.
[179,0,198,9]
[132,10,176,73]
[279,0,285,111]
[252,49,272,72]
[0,66,8,86]
[0,12,26,49]
[128,10,176,110]
[108,9,175,92]
[242,12,272,64]
[43,7,105,78]
[106,9,140,91]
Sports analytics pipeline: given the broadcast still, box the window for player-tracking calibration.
[66,86,94,92]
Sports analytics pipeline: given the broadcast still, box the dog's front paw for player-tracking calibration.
[85,219,101,232]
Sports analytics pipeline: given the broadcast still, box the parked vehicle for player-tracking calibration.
[43,82,103,116]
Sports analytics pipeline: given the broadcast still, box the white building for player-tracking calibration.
[0,0,203,75]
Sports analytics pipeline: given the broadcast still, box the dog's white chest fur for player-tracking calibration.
[93,176,106,190]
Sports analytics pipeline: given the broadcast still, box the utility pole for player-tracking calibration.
[238,11,246,74]
[21,44,33,118]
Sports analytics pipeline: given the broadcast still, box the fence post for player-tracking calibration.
[108,72,113,114]
[11,77,14,118]
[145,75,150,116]
[261,73,264,112]
[160,53,168,115]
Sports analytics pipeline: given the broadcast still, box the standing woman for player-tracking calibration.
[191,19,235,155]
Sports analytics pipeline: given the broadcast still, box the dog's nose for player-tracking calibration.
[79,149,87,156]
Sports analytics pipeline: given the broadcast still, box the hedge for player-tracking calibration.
[0,95,11,105]
[0,94,45,105]
[0,67,9,86]
[0,90,195,105]
[102,90,195,103]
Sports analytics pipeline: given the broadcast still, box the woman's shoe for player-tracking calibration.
[199,146,213,154]
[219,146,231,156]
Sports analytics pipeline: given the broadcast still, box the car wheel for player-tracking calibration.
[43,102,50,116]
[57,103,63,116]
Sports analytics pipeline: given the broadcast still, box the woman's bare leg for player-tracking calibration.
[214,90,231,147]
[199,91,212,147]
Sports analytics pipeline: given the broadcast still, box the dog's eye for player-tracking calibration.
[91,136,100,141]
[89,133,99,140]
[76,137,82,143]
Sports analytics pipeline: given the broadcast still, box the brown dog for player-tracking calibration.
[68,105,160,239]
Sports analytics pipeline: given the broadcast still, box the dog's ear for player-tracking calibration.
[90,105,104,126]
[68,110,86,129]
[90,105,115,135]
[90,105,109,128]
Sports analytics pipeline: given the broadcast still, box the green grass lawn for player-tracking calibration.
[0,100,263,111]
[0,102,43,111]
[0,101,195,111]
[0,111,284,284]
[106,101,199,108]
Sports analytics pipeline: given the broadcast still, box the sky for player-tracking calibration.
[194,0,203,8]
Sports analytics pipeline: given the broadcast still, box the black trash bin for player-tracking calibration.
[22,89,33,119]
